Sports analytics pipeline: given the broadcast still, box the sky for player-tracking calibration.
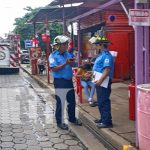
[0,0,52,38]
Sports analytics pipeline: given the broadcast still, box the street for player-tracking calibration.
[0,70,86,150]
[0,70,108,150]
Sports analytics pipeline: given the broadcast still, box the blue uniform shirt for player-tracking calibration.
[68,49,75,58]
[93,49,114,78]
[49,50,73,79]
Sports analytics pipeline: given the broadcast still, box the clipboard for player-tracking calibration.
[93,71,109,88]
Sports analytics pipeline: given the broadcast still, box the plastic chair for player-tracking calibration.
[73,68,82,103]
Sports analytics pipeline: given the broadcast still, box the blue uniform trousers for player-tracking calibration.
[96,79,112,125]
[53,78,76,124]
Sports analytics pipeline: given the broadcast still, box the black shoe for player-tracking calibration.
[93,101,98,105]
[89,101,98,107]
[57,123,69,130]
[97,123,113,128]
[70,119,82,126]
[94,119,102,123]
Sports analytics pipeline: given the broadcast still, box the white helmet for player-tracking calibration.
[53,35,70,45]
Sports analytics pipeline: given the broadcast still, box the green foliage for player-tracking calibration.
[50,23,63,40]
[13,6,63,49]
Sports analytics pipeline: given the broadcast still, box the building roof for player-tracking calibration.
[29,6,92,23]
[49,0,103,7]
[28,0,134,30]
[48,0,134,11]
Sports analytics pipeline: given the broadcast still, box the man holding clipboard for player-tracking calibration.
[89,35,114,128]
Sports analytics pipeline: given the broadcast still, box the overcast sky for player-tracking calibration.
[0,0,52,38]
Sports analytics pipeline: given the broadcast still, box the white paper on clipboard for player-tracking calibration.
[93,71,109,88]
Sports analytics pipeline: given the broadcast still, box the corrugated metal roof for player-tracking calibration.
[29,6,92,23]
[28,0,134,30]
[49,0,104,6]
[48,0,134,10]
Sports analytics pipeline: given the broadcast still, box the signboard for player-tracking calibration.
[129,9,150,26]
[25,40,32,49]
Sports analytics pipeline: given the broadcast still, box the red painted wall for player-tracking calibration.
[103,11,135,80]
[107,32,134,79]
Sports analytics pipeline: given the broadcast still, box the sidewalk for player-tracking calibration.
[21,64,137,150]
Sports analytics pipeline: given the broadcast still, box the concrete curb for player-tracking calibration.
[77,107,134,150]
[21,66,50,89]
[21,66,138,150]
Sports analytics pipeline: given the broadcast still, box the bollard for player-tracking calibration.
[128,83,135,120]
[123,145,133,150]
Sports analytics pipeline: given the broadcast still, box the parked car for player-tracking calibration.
[20,50,30,64]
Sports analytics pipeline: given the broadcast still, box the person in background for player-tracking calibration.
[75,63,97,107]
[89,36,114,128]
[67,40,79,67]
[49,35,82,130]
[68,40,75,58]
[37,55,46,75]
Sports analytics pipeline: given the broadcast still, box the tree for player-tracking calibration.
[13,7,63,50]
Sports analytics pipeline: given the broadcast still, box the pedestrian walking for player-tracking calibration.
[37,55,46,75]
[89,35,114,128]
[49,35,82,130]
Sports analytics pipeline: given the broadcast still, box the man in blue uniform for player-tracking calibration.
[89,36,114,128]
[49,35,82,130]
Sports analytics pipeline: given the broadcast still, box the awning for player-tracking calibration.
[49,0,106,7]
[28,0,134,30]
[29,6,93,23]
[28,2,98,23]
[29,0,134,22]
